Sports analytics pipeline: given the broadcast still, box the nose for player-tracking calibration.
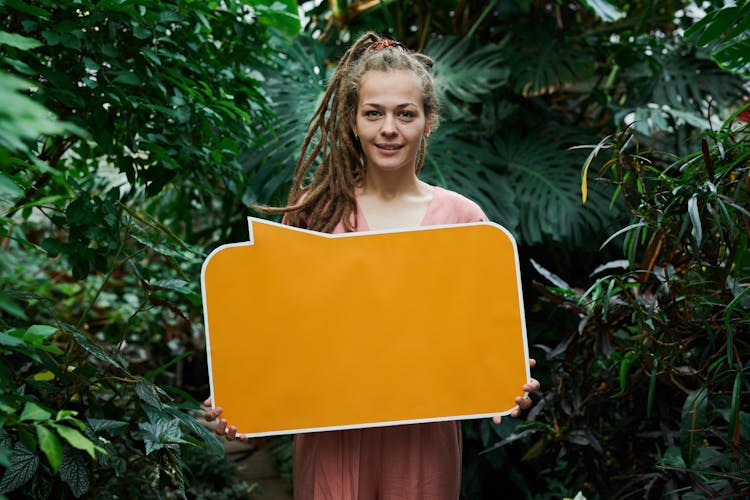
[380,114,397,135]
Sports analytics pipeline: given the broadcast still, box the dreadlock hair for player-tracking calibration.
[261,32,439,233]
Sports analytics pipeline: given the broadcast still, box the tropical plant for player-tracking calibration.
[0,0,299,496]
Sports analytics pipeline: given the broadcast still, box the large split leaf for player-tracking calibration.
[492,134,614,245]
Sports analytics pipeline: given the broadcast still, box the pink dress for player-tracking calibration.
[293,186,488,500]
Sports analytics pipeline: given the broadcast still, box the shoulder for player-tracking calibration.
[424,187,488,225]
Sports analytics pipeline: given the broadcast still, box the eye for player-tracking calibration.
[363,110,381,117]
[399,110,415,119]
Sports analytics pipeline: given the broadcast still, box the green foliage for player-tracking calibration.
[523,118,750,497]
[685,1,750,76]
[1,0,300,497]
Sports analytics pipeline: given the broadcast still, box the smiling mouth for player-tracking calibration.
[376,144,403,150]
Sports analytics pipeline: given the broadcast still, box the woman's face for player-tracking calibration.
[352,70,431,175]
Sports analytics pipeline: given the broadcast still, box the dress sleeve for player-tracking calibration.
[424,187,489,225]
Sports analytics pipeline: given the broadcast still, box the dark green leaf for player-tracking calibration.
[139,419,183,455]
[696,6,741,47]
[0,293,26,319]
[112,70,141,86]
[59,447,90,498]
[61,323,123,370]
[0,442,39,494]
[713,39,750,77]
[135,381,162,409]
[87,418,129,436]
[5,0,51,18]
[729,373,741,443]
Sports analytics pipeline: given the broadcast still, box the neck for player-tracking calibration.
[360,168,422,200]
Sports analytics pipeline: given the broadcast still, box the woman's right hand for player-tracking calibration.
[203,398,247,442]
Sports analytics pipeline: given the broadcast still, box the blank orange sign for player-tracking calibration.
[201,217,529,437]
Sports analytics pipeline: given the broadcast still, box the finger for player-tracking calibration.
[204,406,223,422]
[515,396,532,410]
[226,425,237,441]
[529,358,536,369]
[216,418,228,436]
[509,405,521,418]
[523,378,541,393]
[202,397,211,407]
[492,415,502,425]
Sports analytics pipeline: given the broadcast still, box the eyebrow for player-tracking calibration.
[361,103,419,109]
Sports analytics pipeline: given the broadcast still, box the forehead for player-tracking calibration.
[358,70,423,106]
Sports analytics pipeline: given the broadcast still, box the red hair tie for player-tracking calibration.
[369,39,408,52]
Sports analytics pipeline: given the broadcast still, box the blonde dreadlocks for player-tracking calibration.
[264,32,439,233]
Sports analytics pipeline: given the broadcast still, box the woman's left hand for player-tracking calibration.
[493,358,540,424]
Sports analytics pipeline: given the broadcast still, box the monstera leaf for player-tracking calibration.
[491,134,615,245]
[425,35,509,120]
[502,21,596,97]
[423,123,519,233]
[615,41,746,140]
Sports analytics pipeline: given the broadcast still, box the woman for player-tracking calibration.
[206,32,539,499]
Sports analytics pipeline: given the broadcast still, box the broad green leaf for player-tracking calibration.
[59,447,90,497]
[696,6,742,47]
[24,324,59,343]
[139,419,183,455]
[0,442,39,494]
[680,388,708,466]
[713,39,750,77]
[0,331,26,347]
[37,425,63,473]
[504,22,595,97]
[423,123,519,231]
[493,135,614,245]
[0,30,43,50]
[20,401,52,422]
[581,0,626,22]
[426,36,508,119]
[112,70,141,86]
[254,0,301,36]
[50,423,104,460]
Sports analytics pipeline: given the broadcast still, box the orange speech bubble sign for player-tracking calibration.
[202,217,529,437]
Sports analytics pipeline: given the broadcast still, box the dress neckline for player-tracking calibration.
[355,185,441,232]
